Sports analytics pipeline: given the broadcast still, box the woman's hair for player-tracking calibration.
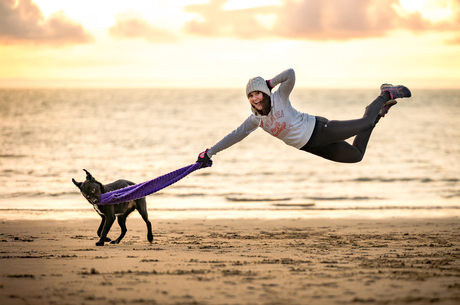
[251,92,271,116]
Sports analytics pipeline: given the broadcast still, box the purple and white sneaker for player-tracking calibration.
[380,83,411,99]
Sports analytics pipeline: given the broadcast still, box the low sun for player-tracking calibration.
[399,0,425,12]
[398,0,454,22]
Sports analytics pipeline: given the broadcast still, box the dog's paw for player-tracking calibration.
[147,232,153,243]
[95,241,105,246]
[105,237,112,242]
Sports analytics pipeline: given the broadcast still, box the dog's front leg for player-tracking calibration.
[97,215,111,242]
[96,207,116,246]
[97,215,115,246]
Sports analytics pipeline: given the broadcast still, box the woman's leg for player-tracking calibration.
[307,92,391,163]
[308,130,373,163]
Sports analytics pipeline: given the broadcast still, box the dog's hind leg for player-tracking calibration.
[111,204,136,244]
[136,198,153,243]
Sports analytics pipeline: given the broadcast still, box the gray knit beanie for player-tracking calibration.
[246,76,271,97]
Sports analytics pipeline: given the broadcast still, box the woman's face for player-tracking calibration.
[248,91,264,112]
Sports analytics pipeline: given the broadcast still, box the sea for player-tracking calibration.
[0,88,459,220]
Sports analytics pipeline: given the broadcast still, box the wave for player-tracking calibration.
[224,195,385,202]
[338,177,459,183]
[303,196,384,201]
[226,196,292,202]
[2,190,460,201]
[0,154,27,158]
[225,195,385,202]
[184,172,460,185]
[0,191,78,198]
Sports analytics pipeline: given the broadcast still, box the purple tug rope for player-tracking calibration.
[98,160,212,206]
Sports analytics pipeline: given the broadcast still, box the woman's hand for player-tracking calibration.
[265,80,273,91]
[196,149,211,168]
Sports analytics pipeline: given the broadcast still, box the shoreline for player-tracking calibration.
[1,209,459,221]
[1,196,460,221]
[1,218,460,304]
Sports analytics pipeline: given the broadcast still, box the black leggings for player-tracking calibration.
[300,93,391,163]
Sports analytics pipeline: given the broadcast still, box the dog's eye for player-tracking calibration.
[91,189,96,193]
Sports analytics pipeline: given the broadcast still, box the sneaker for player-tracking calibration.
[375,100,397,124]
[380,83,411,99]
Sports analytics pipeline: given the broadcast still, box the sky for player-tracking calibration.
[1,0,460,89]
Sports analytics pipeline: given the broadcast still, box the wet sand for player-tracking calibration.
[1,217,460,305]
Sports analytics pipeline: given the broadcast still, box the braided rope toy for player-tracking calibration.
[98,160,212,206]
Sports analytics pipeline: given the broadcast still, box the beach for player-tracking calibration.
[1,217,460,305]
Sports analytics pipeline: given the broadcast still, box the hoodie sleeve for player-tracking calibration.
[268,68,295,102]
[207,115,259,157]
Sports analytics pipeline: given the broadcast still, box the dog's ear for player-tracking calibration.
[83,169,95,182]
[72,178,82,190]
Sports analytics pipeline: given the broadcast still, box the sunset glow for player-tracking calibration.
[1,0,459,88]
[399,0,454,21]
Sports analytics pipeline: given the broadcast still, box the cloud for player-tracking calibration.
[445,35,460,44]
[108,11,177,43]
[275,0,397,40]
[182,0,460,41]
[183,0,275,39]
[0,0,93,45]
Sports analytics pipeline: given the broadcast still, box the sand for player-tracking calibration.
[1,217,460,305]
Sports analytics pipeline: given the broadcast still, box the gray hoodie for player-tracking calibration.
[207,68,316,157]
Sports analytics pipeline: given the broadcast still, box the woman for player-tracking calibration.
[197,68,410,166]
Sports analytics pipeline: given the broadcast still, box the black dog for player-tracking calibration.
[72,169,153,246]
